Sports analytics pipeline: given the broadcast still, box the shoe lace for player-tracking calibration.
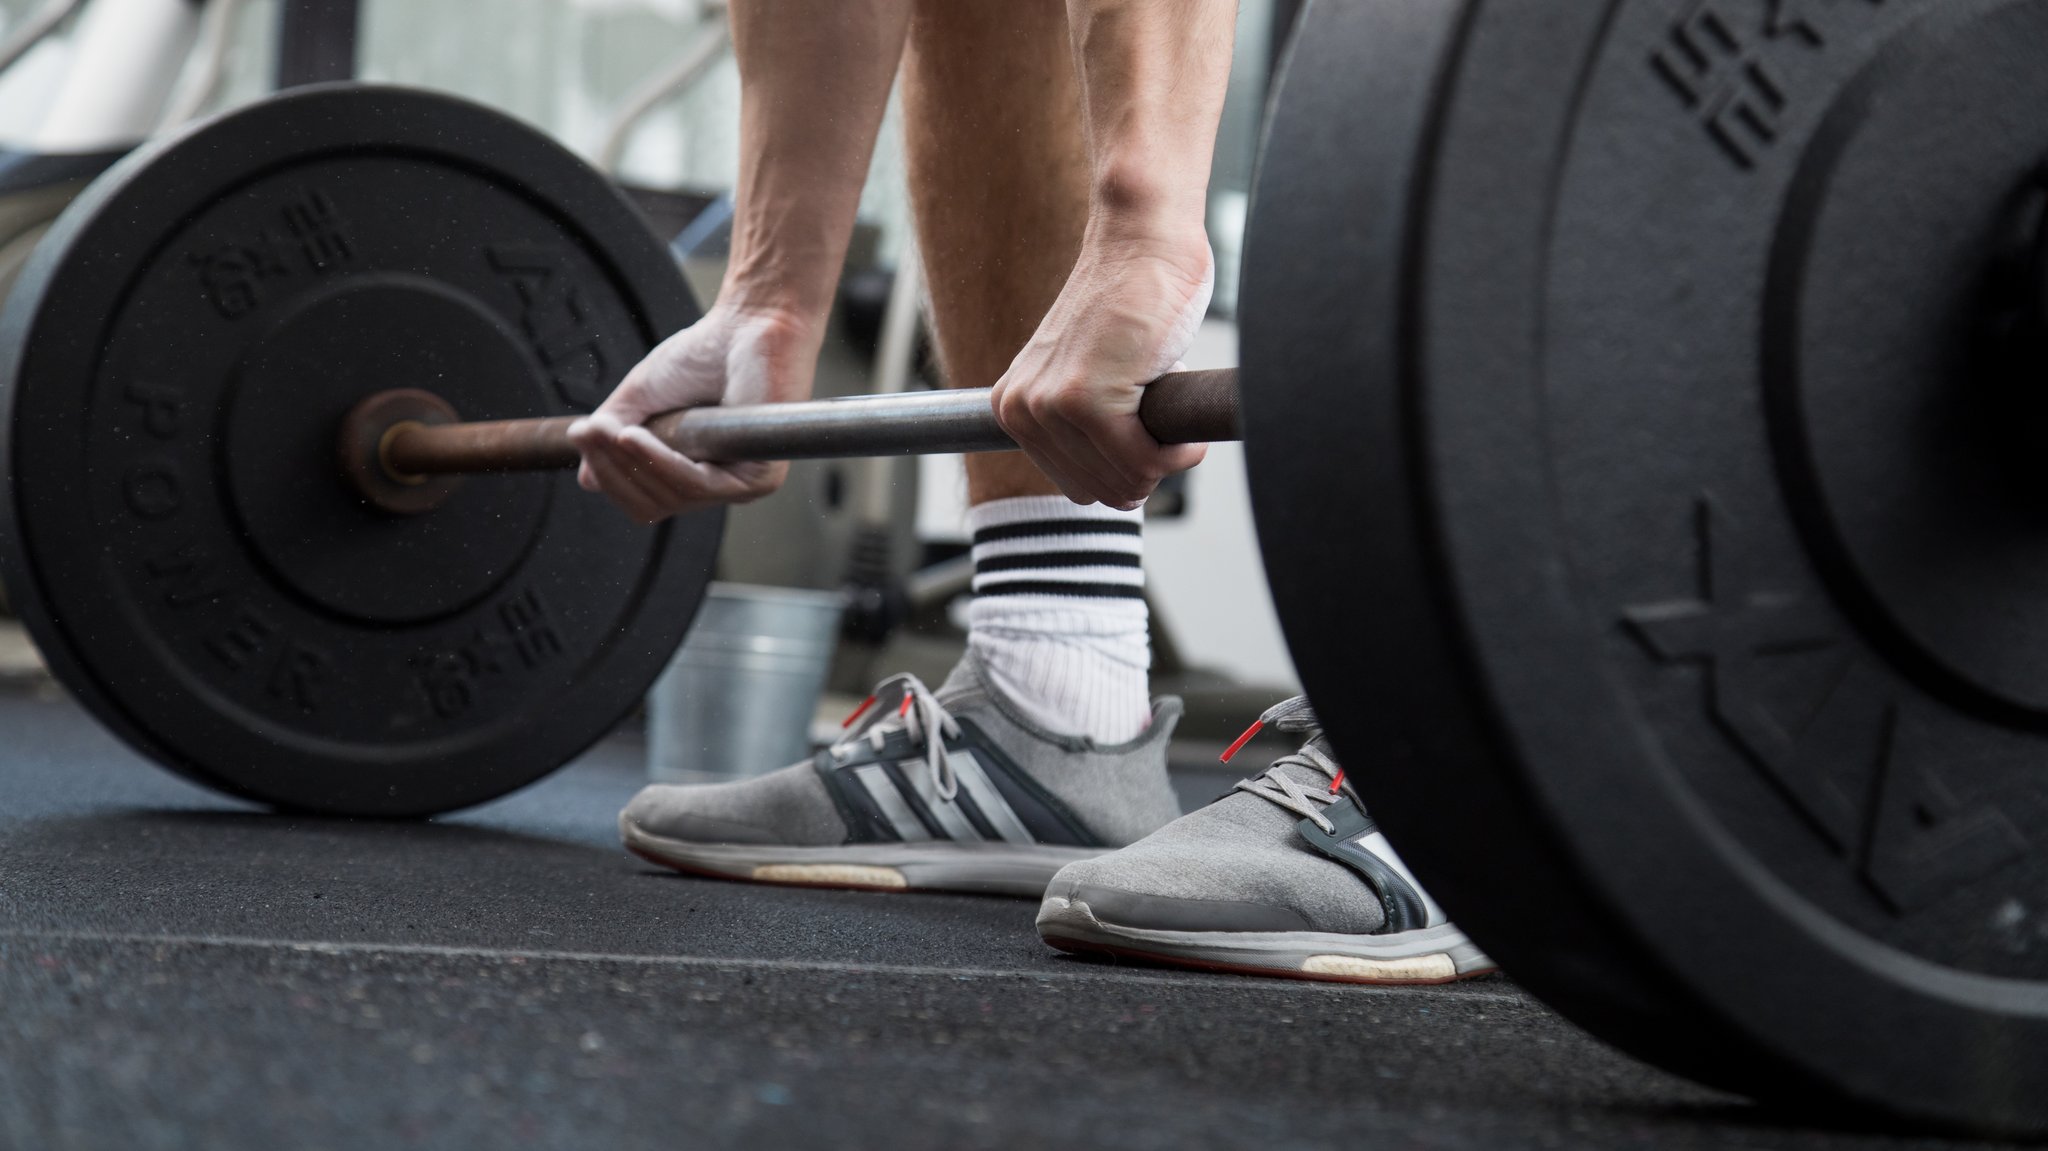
[1224,696,1347,835]
[829,673,965,801]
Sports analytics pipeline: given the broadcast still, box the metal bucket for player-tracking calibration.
[647,582,846,784]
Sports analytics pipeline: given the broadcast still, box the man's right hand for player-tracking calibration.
[569,0,907,523]
[567,304,819,524]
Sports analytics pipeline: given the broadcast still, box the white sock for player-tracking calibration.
[964,495,1152,743]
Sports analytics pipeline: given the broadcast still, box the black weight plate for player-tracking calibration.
[1245,0,2048,1135]
[0,84,721,817]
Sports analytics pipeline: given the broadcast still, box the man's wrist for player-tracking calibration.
[1087,162,1211,253]
[714,269,837,332]
[1092,156,1205,216]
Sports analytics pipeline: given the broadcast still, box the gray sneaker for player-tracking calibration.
[619,656,1183,896]
[1036,697,1496,984]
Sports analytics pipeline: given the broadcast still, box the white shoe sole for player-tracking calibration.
[1036,895,1498,985]
[622,818,1105,897]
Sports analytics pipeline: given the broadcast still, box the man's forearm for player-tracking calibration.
[1065,0,1237,245]
[722,0,910,322]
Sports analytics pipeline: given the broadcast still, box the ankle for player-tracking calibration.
[963,497,1153,744]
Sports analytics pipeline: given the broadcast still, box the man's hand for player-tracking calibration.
[568,305,818,523]
[572,0,911,523]
[987,0,1236,510]
[991,234,1213,509]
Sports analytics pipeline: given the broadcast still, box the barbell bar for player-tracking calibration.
[370,367,1241,478]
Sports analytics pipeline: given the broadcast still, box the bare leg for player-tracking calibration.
[900,0,1089,504]
[899,0,1157,745]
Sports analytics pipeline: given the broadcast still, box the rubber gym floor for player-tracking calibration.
[0,679,2027,1151]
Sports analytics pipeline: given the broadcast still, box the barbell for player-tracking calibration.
[336,368,1241,514]
[3,0,2047,1136]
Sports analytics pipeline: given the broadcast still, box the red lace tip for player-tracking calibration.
[898,694,914,717]
[1219,720,1264,764]
[841,695,877,728]
[1329,769,1346,794]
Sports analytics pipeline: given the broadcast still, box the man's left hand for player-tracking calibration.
[990,234,1215,510]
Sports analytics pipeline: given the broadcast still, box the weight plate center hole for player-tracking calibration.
[231,278,553,626]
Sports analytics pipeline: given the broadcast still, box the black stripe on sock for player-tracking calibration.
[971,580,1146,599]
[974,551,1142,573]
[972,519,1142,545]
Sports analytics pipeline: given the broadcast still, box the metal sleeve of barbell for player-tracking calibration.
[382,367,1241,475]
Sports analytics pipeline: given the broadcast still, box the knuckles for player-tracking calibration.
[993,386,1034,435]
[1011,376,1118,426]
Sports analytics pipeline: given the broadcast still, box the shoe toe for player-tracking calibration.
[1047,839,1318,932]
[1055,879,1314,933]
[620,787,783,846]
[618,783,680,836]
[1043,807,1389,936]
[618,763,850,848]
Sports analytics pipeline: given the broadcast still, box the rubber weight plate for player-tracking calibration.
[0,85,721,817]
[1245,0,2048,1134]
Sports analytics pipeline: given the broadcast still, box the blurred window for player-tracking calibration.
[2,0,1275,304]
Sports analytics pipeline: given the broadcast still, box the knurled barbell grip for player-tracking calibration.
[379,367,1242,477]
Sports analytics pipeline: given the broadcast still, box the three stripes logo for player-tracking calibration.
[820,728,1098,849]
[844,751,1038,844]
